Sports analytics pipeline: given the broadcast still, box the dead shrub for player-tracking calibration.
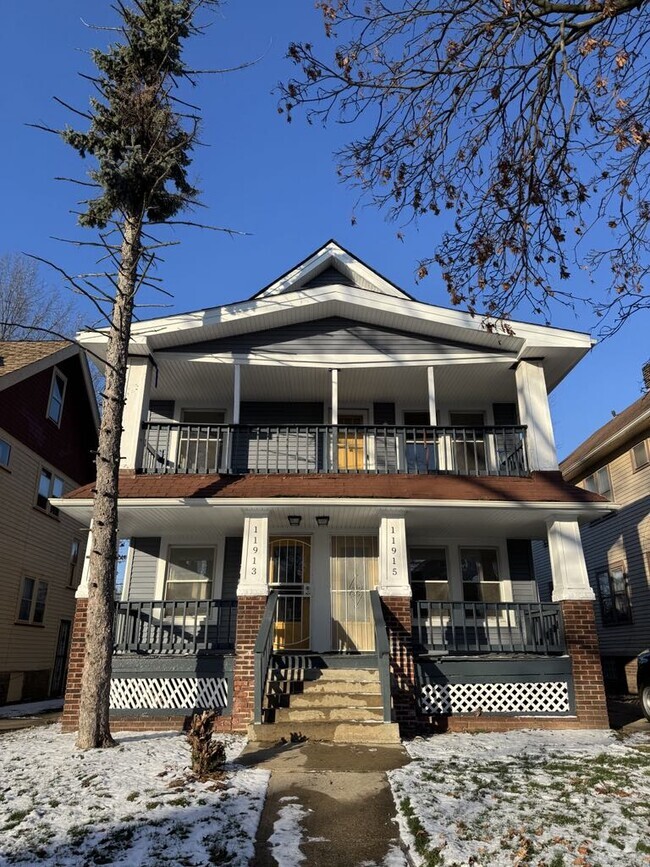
[186,711,226,780]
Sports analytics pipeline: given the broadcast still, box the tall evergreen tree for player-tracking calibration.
[61,0,222,749]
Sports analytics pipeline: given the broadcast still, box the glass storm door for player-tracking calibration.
[330,536,378,651]
[337,414,366,471]
[269,537,311,651]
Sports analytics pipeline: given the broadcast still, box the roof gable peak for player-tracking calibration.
[252,240,414,301]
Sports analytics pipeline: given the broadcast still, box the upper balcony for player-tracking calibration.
[139,422,529,476]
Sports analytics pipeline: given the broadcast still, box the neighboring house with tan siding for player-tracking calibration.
[534,365,650,692]
[0,341,98,704]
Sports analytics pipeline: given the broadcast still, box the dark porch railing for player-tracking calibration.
[141,423,528,476]
[370,590,393,723]
[413,601,565,655]
[113,599,237,654]
[253,591,279,724]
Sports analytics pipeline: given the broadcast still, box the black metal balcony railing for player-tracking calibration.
[412,601,565,655]
[113,599,238,654]
[140,423,528,476]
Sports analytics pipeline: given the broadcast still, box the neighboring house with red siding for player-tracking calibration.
[0,341,98,704]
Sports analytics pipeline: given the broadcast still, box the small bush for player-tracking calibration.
[187,711,226,780]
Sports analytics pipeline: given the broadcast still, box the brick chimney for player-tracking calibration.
[643,360,650,392]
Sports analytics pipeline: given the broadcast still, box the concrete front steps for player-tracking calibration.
[249,659,401,745]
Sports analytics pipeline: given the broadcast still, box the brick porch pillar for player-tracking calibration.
[61,528,94,733]
[378,513,418,734]
[548,518,609,728]
[230,596,268,730]
[231,512,269,731]
[61,598,88,732]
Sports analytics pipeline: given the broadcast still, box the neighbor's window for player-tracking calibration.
[583,466,613,500]
[631,440,649,472]
[408,547,449,602]
[17,577,48,625]
[69,539,81,588]
[165,546,215,601]
[47,368,67,426]
[460,547,501,602]
[596,564,631,625]
[36,468,64,516]
[0,438,10,468]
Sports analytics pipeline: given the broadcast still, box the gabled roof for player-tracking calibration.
[0,339,100,429]
[77,241,594,392]
[0,340,70,378]
[252,239,415,301]
[561,390,650,481]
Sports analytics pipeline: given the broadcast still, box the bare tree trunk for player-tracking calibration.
[77,215,142,750]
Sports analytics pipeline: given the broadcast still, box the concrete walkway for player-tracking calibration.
[239,740,411,866]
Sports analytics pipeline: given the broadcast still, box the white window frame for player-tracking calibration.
[583,466,613,499]
[36,467,65,517]
[631,440,649,472]
[47,367,67,426]
[0,437,11,468]
[164,544,217,601]
[459,546,502,603]
[408,545,450,602]
[69,538,82,588]
[16,576,49,625]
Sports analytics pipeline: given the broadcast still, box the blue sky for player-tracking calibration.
[1,1,647,458]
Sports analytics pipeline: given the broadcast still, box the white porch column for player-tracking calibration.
[232,362,241,424]
[546,518,595,602]
[120,357,153,470]
[75,525,94,600]
[330,368,339,425]
[427,366,437,425]
[378,513,411,597]
[515,360,558,470]
[238,512,269,596]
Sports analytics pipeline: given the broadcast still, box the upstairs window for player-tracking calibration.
[36,468,64,517]
[17,577,48,625]
[631,440,649,472]
[0,437,10,468]
[584,466,613,500]
[596,565,631,625]
[47,368,67,426]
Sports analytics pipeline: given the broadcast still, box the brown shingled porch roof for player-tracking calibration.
[65,471,606,504]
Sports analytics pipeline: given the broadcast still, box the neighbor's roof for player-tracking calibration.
[0,340,71,377]
[561,390,650,481]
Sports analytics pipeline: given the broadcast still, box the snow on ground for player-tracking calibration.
[0,724,269,866]
[268,795,312,866]
[389,728,650,867]
[0,700,63,718]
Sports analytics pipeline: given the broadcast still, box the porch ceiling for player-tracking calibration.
[152,357,519,406]
[56,498,611,541]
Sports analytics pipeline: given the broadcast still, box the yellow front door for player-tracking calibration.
[337,414,366,471]
[269,537,311,651]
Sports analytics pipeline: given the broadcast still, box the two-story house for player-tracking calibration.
[56,242,611,739]
[0,341,98,705]
[535,366,650,694]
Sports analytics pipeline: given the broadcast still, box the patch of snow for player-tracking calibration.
[268,795,312,867]
[0,724,269,866]
[0,699,63,718]
[389,728,650,867]
[359,843,410,866]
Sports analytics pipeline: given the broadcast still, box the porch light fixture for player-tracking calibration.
[315,516,330,527]
[287,515,302,527]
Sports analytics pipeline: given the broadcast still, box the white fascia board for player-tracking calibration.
[53,496,615,516]
[0,344,80,393]
[75,285,592,366]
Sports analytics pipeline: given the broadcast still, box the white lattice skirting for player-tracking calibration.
[419,680,571,715]
[110,677,228,710]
